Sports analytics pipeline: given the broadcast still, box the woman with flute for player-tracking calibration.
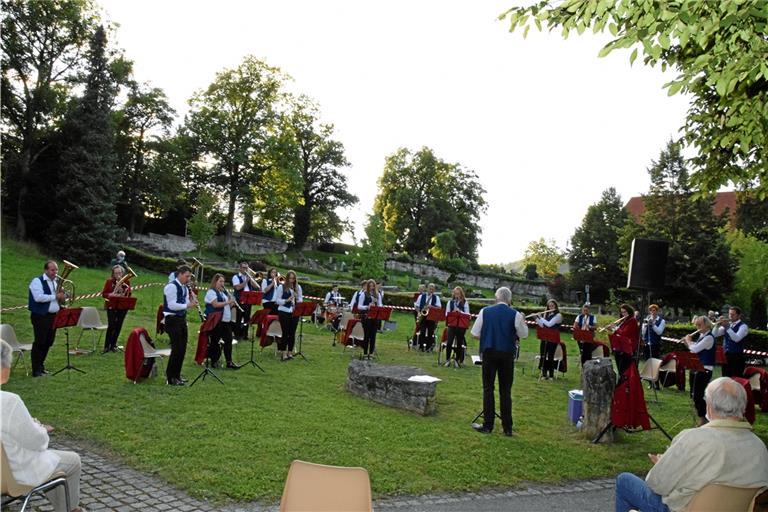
[356,279,382,358]
[685,315,716,426]
[101,265,132,353]
[444,286,470,368]
[204,274,240,369]
[275,270,303,361]
[536,299,562,380]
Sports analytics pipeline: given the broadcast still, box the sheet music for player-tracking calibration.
[471,354,482,365]
[408,375,442,383]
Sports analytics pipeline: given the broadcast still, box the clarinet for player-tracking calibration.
[187,284,206,322]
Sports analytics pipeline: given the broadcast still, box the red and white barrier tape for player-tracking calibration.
[0,282,166,313]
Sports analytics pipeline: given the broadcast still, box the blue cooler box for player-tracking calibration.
[568,389,583,424]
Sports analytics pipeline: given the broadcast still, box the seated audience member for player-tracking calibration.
[615,377,768,512]
[0,340,85,512]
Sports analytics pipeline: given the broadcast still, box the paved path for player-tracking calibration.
[8,437,616,511]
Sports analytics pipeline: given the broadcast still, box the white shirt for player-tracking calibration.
[445,299,470,315]
[351,289,363,308]
[232,273,253,292]
[168,271,176,283]
[163,279,190,316]
[470,305,529,340]
[688,332,715,370]
[325,291,341,304]
[1,391,60,486]
[713,321,749,343]
[642,316,666,337]
[414,293,441,309]
[275,284,303,313]
[646,419,768,512]
[356,291,383,311]
[261,278,277,302]
[204,288,231,323]
[536,312,562,328]
[28,274,60,314]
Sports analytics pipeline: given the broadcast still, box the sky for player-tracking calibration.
[98,0,691,264]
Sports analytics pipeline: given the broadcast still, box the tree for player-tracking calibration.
[47,26,122,265]
[373,147,487,260]
[429,230,458,262]
[736,190,768,243]
[114,82,175,235]
[569,187,628,303]
[356,214,388,280]
[185,56,286,249]
[623,141,735,310]
[281,96,358,248]
[1,0,99,238]
[524,263,538,280]
[187,191,217,255]
[726,230,768,323]
[522,238,564,278]
[502,1,768,198]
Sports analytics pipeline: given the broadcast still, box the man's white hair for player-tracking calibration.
[705,377,747,419]
[495,287,512,305]
[0,340,13,369]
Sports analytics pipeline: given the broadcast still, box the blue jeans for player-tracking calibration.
[615,473,670,512]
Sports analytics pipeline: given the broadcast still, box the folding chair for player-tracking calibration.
[1,444,70,512]
[685,484,767,512]
[279,460,372,512]
[639,357,663,403]
[138,332,171,381]
[265,318,283,357]
[0,324,32,375]
[75,306,108,352]
[552,343,565,379]
[658,358,677,388]
[346,322,365,355]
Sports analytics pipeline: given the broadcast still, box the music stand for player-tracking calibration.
[420,306,445,352]
[293,301,317,362]
[674,351,707,425]
[190,314,225,387]
[440,311,470,366]
[52,307,84,376]
[240,294,266,372]
[106,296,137,352]
[572,328,594,343]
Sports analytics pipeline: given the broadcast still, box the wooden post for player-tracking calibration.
[582,358,616,442]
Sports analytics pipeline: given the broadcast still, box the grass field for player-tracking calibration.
[2,238,766,506]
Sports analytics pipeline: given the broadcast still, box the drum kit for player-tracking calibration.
[317,297,348,332]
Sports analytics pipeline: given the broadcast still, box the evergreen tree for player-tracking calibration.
[624,141,735,310]
[735,191,768,243]
[569,188,628,304]
[48,26,121,266]
[356,215,388,280]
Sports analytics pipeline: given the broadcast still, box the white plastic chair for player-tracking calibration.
[135,332,171,382]
[346,322,365,354]
[264,318,283,355]
[749,373,761,392]
[75,306,108,352]
[639,357,663,403]
[0,324,33,375]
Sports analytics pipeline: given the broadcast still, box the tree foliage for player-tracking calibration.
[373,147,487,261]
[726,230,768,322]
[280,95,357,249]
[622,141,735,310]
[185,56,286,248]
[187,191,217,254]
[736,190,768,243]
[429,230,459,262]
[502,1,768,198]
[356,214,388,280]
[1,0,100,237]
[47,26,122,266]
[569,187,628,303]
[522,238,564,278]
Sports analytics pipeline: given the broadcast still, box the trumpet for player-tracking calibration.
[56,260,78,306]
[277,273,286,285]
[524,308,557,319]
[598,316,627,333]
[244,266,263,284]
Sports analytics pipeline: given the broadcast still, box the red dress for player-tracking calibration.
[611,316,639,354]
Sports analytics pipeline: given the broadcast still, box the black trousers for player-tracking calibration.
[208,321,234,364]
[615,351,633,380]
[579,342,594,366]
[481,348,515,432]
[165,315,188,381]
[690,369,713,418]
[234,304,252,339]
[445,327,467,363]
[278,311,299,351]
[31,312,57,374]
[723,353,745,378]
[105,309,128,350]
[542,341,558,378]
[361,315,377,355]
[643,343,661,360]
[418,320,436,351]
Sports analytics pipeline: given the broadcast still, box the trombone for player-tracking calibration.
[55,260,79,306]
[598,316,627,333]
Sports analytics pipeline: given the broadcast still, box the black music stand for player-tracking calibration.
[190,343,225,387]
[105,296,137,353]
[293,301,316,362]
[52,307,84,376]
[240,293,266,372]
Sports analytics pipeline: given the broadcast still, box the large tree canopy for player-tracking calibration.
[502,1,768,198]
[373,147,487,261]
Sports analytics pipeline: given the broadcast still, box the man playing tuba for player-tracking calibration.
[28,260,67,377]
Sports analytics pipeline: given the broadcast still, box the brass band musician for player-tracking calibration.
[28,260,65,377]
[232,259,260,339]
[101,265,132,353]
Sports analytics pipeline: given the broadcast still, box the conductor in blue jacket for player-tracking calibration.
[470,287,528,436]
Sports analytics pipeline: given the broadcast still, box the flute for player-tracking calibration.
[525,308,557,319]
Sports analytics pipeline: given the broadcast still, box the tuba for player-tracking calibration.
[56,260,79,306]
[105,266,137,308]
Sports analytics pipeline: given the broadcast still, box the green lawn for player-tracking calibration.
[2,238,766,506]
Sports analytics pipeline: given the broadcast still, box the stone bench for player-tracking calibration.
[346,360,439,415]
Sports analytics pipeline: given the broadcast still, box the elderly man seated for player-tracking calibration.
[0,340,85,512]
[615,377,768,512]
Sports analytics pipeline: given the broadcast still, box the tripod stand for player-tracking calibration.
[240,318,265,372]
[292,302,316,362]
[52,308,84,377]
[190,339,224,387]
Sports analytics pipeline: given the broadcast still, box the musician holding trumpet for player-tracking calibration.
[28,261,66,377]
[572,303,596,367]
[684,316,716,425]
[713,306,749,378]
[100,265,133,353]
[641,304,665,361]
[275,270,303,361]
[232,260,260,339]
[204,274,241,370]
[261,268,280,314]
